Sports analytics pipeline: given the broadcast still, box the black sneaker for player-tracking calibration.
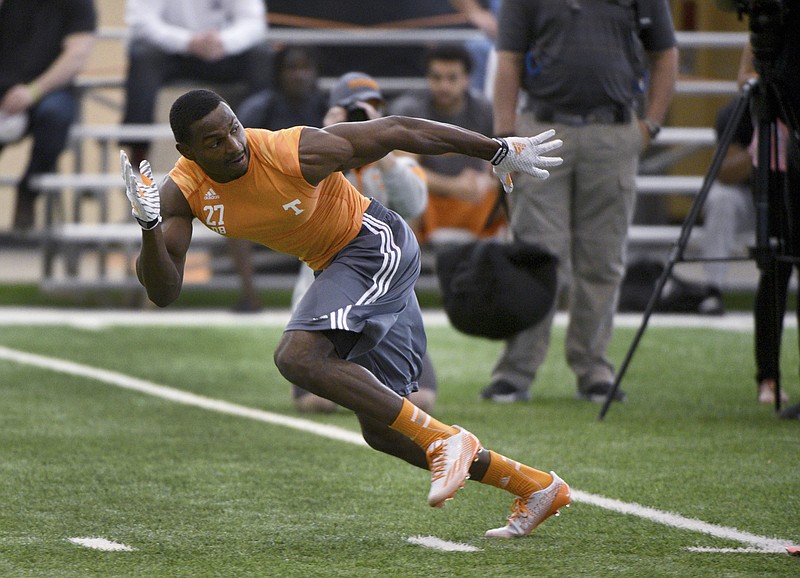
[576,382,626,403]
[779,402,800,420]
[480,380,531,403]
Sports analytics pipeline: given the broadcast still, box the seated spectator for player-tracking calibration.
[121,0,271,167]
[0,0,97,230]
[387,45,505,248]
[290,72,438,414]
[701,99,756,305]
[230,46,329,312]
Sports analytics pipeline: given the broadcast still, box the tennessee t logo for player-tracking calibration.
[282,199,304,215]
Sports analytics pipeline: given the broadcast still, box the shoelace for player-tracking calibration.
[508,497,531,524]
[427,442,446,482]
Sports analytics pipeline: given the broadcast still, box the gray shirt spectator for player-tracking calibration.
[388,45,502,246]
[390,91,492,178]
[497,0,676,114]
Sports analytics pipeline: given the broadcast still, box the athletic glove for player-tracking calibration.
[490,129,563,193]
[120,150,162,230]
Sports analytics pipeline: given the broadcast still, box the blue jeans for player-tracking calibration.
[1,88,78,227]
[16,88,78,191]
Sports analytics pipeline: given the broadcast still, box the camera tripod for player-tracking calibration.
[599,77,797,420]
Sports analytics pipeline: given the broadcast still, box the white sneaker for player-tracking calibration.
[484,471,571,538]
[425,426,481,508]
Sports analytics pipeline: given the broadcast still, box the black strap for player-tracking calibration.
[481,185,509,233]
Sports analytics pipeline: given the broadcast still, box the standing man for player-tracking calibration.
[0,0,97,230]
[120,88,568,537]
[485,0,678,403]
[388,45,504,247]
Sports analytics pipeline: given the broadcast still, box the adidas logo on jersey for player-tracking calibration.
[204,188,220,200]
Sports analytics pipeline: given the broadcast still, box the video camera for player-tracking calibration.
[716,0,799,132]
[723,1,790,63]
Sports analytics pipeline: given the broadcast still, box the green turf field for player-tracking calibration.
[0,312,798,577]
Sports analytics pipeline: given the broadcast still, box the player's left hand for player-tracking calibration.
[120,150,162,230]
[491,130,563,193]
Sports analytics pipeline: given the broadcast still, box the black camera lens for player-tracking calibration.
[346,104,369,122]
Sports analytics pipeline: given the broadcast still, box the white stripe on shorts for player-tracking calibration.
[329,304,352,331]
[358,213,401,306]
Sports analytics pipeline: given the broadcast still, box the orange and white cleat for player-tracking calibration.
[425,426,481,508]
[484,471,571,538]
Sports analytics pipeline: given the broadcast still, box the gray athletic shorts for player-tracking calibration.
[285,199,426,396]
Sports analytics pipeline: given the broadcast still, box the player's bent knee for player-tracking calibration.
[273,334,311,383]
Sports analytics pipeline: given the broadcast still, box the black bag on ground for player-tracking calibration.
[618,259,723,314]
[434,240,558,339]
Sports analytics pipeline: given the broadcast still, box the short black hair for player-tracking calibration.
[423,45,473,75]
[169,89,227,144]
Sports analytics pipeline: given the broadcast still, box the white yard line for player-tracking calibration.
[0,306,795,332]
[1,319,797,555]
[685,547,777,554]
[406,536,481,552]
[573,491,792,554]
[67,537,135,552]
[0,345,366,447]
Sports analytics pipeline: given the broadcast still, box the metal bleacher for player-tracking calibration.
[1,27,749,297]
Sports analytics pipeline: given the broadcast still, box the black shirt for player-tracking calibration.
[0,0,97,95]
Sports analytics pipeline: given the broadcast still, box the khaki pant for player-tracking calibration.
[490,110,641,392]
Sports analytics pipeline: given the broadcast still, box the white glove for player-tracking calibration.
[121,150,162,230]
[490,129,564,193]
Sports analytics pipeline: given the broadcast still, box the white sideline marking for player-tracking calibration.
[0,306,796,332]
[685,547,776,554]
[573,491,792,554]
[68,537,134,552]
[1,342,797,555]
[407,535,481,552]
[0,346,366,447]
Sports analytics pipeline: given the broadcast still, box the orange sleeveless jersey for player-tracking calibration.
[169,127,371,271]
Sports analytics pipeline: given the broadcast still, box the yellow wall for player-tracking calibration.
[665,1,749,218]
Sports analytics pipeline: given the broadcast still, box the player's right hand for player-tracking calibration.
[121,150,162,230]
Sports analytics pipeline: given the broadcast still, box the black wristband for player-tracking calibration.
[490,137,509,166]
[643,118,661,139]
[136,215,162,230]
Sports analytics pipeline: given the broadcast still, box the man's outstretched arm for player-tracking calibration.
[298,115,562,192]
